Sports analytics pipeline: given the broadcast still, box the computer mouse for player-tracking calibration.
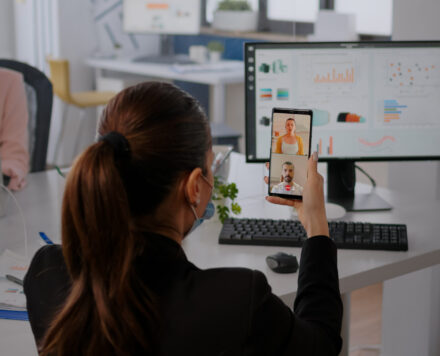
[266,252,298,274]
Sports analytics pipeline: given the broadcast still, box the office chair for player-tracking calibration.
[0,59,53,172]
[46,58,116,163]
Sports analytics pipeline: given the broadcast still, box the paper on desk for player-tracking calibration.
[0,249,28,280]
[0,278,26,310]
[0,249,28,310]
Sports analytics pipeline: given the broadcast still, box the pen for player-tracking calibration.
[39,232,54,245]
[6,274,23,286]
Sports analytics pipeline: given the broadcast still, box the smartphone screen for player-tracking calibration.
[269,108,313,200]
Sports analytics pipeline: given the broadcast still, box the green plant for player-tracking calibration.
[207,41,224,53]
[217,0,252,11]
[213,176,242,224]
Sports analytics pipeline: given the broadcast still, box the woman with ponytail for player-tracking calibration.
[24,82,342,355]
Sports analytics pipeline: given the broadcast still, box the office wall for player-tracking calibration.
[390,0,440,202]
[90,1,160,59]
[175,35,254,153]
[44,0,97,165]
[16,0,87,165]
[392,0,440,41]
[381,3,440,356]
[13,0,60,71]
[0,0,14,58]
[13,0,160,166]
[49,0,160,166]
[13,0,37,65]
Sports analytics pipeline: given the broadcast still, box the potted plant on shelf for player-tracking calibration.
[207,41,224,62]
[213,0,258,32]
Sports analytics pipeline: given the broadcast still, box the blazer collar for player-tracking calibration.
[141,232,188,263]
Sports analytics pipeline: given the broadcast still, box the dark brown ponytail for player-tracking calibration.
[40,82,210,355]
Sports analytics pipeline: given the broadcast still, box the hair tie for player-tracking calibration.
[99,131,131,159]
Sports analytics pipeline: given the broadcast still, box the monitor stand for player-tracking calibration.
[327,160,392,212]
[132,34,196,65]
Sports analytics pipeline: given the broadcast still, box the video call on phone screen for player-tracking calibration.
[269,110,312,198]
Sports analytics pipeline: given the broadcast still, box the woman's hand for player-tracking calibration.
[264,152,329,238]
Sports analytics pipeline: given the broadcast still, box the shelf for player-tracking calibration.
[200,26,308,42]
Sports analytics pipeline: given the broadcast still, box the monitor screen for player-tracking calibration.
[245,41,440,163]
[123,0,201,35]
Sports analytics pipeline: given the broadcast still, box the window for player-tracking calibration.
[335,0,393,36]
[204,0,319,35]
[267,0,319,23]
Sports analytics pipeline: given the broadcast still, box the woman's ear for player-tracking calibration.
[185,167,203,205]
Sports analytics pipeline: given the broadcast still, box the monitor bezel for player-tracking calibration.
[245,40,440,163]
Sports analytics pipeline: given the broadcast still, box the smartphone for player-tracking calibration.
[268,108,313,200]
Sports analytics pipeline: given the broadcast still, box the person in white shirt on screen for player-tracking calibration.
[275,118,304,155]
[271,161,304,195]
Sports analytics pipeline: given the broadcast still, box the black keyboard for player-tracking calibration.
[219,218,408,251]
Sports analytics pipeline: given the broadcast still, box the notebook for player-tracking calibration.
[0,250,29,321]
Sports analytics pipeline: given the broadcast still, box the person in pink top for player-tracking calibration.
[0,67,29,191]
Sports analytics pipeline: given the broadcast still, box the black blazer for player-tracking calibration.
[24,234,342,355]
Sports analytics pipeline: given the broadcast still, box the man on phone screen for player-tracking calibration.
[271,161,304,195]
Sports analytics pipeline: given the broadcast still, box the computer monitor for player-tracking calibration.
[123,0,201,35]
[245,41,440,211]
[123,0,201,63]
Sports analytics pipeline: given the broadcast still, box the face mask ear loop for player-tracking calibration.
[201,174,213,189]
[189,203,199,220]
[185,187,199,221]
[186,172,211,230]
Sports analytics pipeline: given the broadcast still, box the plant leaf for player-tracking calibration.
[231,202,241,215]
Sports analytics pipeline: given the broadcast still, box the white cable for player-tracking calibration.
[0,183,28,258]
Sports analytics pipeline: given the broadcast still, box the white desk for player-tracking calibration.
[86,58,244,125]
[1,159,439,355]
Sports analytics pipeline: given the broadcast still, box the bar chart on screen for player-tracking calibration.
[303,58,359,95]
[312,60,356,83]
[313,66,354,84]
[384,99,407,123]
[316,136,334,155]
[380,96,440,127]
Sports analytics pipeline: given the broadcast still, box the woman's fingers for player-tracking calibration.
[264,153,328,237]
[265,196,295,207]
[264,162,270,184]
[264,162,270,185]
[307,151,319,177]
[291,200,303,210]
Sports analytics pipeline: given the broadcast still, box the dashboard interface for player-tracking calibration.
[245,42,440,162]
